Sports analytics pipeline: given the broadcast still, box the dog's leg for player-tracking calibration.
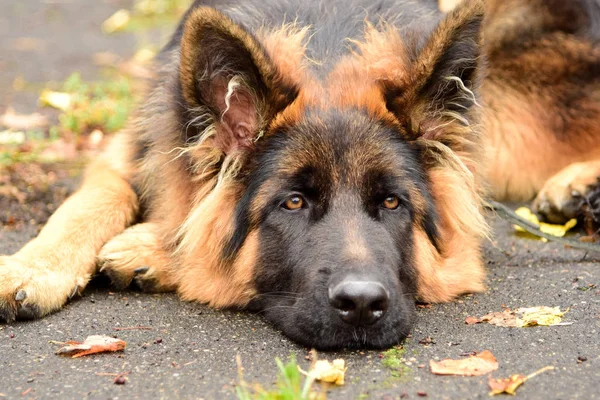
[533,160,600,223]
[0,158,138,322]
[98,223,177,293]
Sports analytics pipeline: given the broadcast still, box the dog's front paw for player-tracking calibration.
[533,162,600,223]
[98,224,175,293]
[0,256,87,322]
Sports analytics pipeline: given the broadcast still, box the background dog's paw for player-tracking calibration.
[533,162,600,223]
[98,224,174,293]
[0,256,87,322]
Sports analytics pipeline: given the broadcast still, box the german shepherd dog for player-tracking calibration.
[2,0,600,349]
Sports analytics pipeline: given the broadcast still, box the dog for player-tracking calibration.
[1,0,600,349]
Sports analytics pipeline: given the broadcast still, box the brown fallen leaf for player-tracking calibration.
[0,107,48,130]
[481,309,518,328]
[55,335,126,358]
[430,350,498,376]
[465,316,481,325]
[489,366,554,396]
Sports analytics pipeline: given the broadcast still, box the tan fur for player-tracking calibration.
[414,167,487,302]
[343,218,372,263]
[98,223,177,292]
[482,72,600,201]
[175,182,257,307]
[258,24,311,88]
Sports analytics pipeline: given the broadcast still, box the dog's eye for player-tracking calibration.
[382,195,400,210]
[282,195,305,210]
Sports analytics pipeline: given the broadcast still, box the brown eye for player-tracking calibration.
[283,195,304,210]
[383,195,400,210]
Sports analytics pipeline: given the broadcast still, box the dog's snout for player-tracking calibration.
[328,279,389,326]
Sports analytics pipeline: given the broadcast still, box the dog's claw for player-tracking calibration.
[134,266,150,275]
[68,285,79,299]
[15,289,27,302]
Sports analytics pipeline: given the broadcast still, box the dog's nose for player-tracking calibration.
[328,280,389,326]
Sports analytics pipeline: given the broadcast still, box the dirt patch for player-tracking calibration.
[0,162,82,232]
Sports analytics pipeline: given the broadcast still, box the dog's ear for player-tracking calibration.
[384,0,485,141]
[179,8,298,153]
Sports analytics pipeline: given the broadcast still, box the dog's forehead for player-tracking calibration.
[253,109,420,201]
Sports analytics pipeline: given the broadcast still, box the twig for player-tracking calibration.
[526,365,554,380]
[486,201,600,253]
[114,326,152,331]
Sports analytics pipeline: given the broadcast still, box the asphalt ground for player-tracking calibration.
[1,1,599,399]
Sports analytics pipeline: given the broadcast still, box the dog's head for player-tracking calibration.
[170,1,487,349]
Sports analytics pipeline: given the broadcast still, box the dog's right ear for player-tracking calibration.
[178,8,298,154]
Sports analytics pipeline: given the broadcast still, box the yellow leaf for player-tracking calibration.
[489,366,554,396]
[488,374,527,395]
[39,90,72,111]
[102,9,130,34]
[514,207,577,241]
[132,47,156,64]
[515,306,568,327]
[310,359,346,385]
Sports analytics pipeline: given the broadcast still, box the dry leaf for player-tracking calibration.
[481,309,519,328]
[55,335,126,358]
[514,207,577,242]
[465,316,481,325]
[39,90,72,111]
[102,9,130,34]
[430,350,498,376]
[310,359,346,385]
[489,366,554,396]
[0,107,48,130]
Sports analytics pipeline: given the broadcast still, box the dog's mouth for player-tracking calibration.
[250,287,415,350]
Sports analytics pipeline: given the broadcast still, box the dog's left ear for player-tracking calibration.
[179,7,298,152]
[385,0,485,141]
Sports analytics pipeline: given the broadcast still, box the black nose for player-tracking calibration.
[328,279,389,326]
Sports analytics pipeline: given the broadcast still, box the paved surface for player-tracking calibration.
[1,1,599,399]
